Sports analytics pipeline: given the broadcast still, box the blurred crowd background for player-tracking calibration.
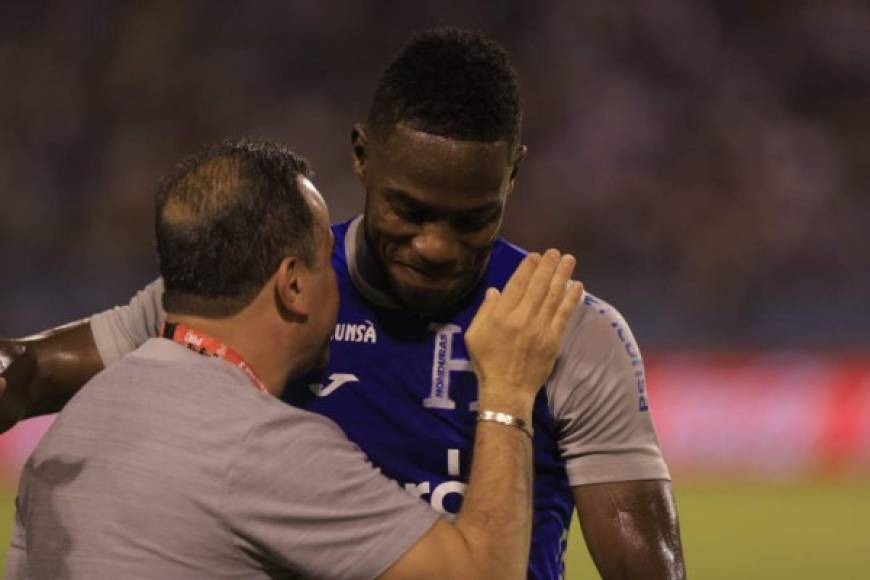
[1,0,867,348]
[2,2,869,577]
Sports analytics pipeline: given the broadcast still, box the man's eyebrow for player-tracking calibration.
[384,188,501,215]
[464,202,502,216]
[384,188,433,210]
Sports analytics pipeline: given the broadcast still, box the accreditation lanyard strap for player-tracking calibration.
[160,322,269,395]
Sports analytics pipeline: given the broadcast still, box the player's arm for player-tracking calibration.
[0,320,102,430]
[382,250,582,580]
[573,479,684,579]
[0,279,165,432]
[549,296,685,579]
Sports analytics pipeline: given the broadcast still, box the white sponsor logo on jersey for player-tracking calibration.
[332,319,377,344]
[309,373,360,397]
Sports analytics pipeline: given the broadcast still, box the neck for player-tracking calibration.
[165,313,292,398]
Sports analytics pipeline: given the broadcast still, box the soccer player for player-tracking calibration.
[1,29,685,578]
[7,139,582,579]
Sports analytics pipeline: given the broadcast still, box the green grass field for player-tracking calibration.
[1,479,867,578]
[565,479,870,579]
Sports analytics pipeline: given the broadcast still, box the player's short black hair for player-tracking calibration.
[155,138,315,318]
[368,27,522,144]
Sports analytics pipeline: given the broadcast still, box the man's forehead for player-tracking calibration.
[378,123,513,160]
[373,124,514,195]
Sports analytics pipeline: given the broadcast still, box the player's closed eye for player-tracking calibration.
[450,207,499,233]
[451,215,490,233]
[392,204,433,225]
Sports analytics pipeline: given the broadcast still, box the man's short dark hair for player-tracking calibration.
[367,27,522,144]
[155,139,315,318]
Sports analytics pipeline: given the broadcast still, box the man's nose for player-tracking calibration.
[411,222,461,267]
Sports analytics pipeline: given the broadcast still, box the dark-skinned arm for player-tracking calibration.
[1,279,165,432]
[574,480,686,579]
[0,320,104,432]
[547,294,686,578]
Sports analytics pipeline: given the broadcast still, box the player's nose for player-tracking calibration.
[411,222,462,269]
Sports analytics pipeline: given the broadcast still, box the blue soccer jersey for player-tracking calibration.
[281,217,667,579]
[90,216,671,580]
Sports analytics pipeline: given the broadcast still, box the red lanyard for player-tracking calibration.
[160,322,269,395]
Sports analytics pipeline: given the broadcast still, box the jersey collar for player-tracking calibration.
[344,215,404,310]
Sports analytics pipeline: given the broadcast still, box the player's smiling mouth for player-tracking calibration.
[390,261,462,288]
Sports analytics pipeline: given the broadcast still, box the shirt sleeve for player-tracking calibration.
[89,279,166,366]
[224,408,441,580]
[546,292,671,486]
[5,495,27,580]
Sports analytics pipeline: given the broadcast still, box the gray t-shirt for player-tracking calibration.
[90,217,669,486]
[7,339,439,579]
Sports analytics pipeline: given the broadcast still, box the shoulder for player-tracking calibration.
[78,340,283,433]
[546,291,648,418]
[89,278,167,366]
[563,292,643,367]
[545,293,670,484]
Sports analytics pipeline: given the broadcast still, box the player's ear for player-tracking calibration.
[274,256,307,321]
[351,124,368,180]
[507,144,528,192]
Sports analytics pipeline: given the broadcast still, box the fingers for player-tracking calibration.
[550,281,584,338]
[496,253,540,312]
[540,254,576,319]
[490,248,580,341]
[469,287,500,331]
[520,249,561,313]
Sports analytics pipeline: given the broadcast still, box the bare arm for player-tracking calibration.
[381,420,534,580]
[574,480,686,580]
[382,250,583,580]
[544,292,685,578]
[0,320,103,431]
[0,279,165,432]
